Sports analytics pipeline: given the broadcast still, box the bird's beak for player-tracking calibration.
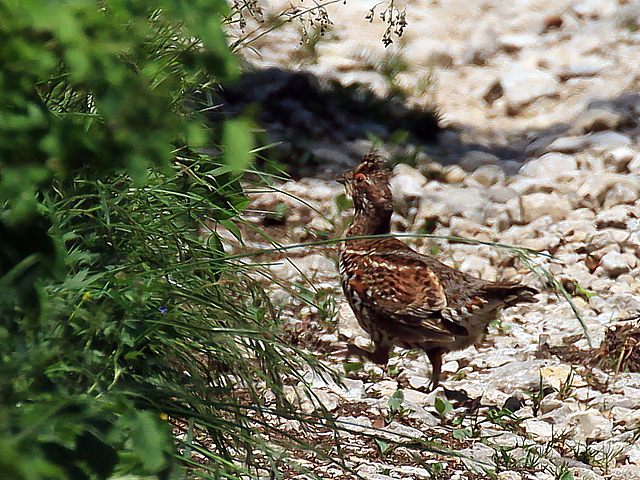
[335,174,347,185]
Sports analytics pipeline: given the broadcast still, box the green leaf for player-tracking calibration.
[222,118,254,172]
[374,438,391,455]
[343,361,363,374]
[452,427,471,440]
[265,203,287,223]
[128,412,168,472]
[558,470,574,480]
[335,193,353,212]
[388,389,404,414]
[434,397,453,417]
[220,219,243,243]
[389,129,409,145]
[575,283,596,300]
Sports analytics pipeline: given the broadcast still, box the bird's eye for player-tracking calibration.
[353,173,366,183]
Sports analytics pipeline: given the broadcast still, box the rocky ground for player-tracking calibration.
[220,1,640,479]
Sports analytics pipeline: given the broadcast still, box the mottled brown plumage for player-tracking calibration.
[338,153,537,390]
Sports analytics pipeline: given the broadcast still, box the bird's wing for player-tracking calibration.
[344,248,457,343]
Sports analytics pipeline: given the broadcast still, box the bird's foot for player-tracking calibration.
[346,343,373,359]
[346,343,391,365]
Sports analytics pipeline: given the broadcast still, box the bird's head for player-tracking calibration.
[338,152,393,214]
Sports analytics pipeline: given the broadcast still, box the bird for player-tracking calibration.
[337,152,537,391]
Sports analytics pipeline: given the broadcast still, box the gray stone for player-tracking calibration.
[589,131,632,151]
[545,135,591,154]
[390,164,427,200]
[466,24,499,65]
[574,108,622,133]
[508,177,558,195]
[489,186,518,203]
[569,409,613,442]
[467,164,505,187]
[520,192,572,223]
[378,421,426,442]
[309,144,354,169]
[270,254,336,280]
[604,147,637,172]
[570,467,606,480]
[557,61,607,81]
[449,216,495,241]
[629,155,640,174]
[609,465,640,480]
[416,184,488,225]
[505,197,523,224]
[459,255,497,281]
[460,443,496,470]
[460,151,500,171]
[595,205,638,228]
[604,182,638,207]
[598,251,636,277]
[586,228,631,250]
[443,165,467,183]
[499,66,559,114]
[405,38,455,67]
[627,445,640,465]
[497,472,523,480]
[499,33,538,52]
[572,0,617,19]
[308,216,333,232]
[523,418,554,441]
[577,174,640,207]
[489,359,550,391]
[520,152,578,179]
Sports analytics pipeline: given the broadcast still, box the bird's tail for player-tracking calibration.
[483,283,538,306]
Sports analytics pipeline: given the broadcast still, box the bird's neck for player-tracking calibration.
[346,207,392,238]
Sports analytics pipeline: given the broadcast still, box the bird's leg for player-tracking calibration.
[426,349,444,392]
[347,342,391,365]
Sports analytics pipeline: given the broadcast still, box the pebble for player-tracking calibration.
[598,251,636,277]
[595,205,637,229]
[460,151,500,171]
[629,155,640,174]
[523,418,554,442]
[449,217,495,242]
[466,164,505,187]
[519,152,578,179]
[499,66,559,114]
[390,164,428,200]
[499,33,538,53]
[604,147,636,172]
[520,192,572,223]
[489,186,518,203]
[570,409,614,442]
[604,182,638,208]
[465,24,499,65]
[570,467,606,480]
[574,108,622,133]
[497,472,523,480]
[416,184,488,225]
[404,37,455,67]
[545,135,591,154]
[443,165,467,183]
[609,465,640,480]
[589,131,633,151]
[459,255,497,281]
[557,61,607,81]
[577,174,640,207]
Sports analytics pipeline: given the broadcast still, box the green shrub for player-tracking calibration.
[0,2,325,478]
